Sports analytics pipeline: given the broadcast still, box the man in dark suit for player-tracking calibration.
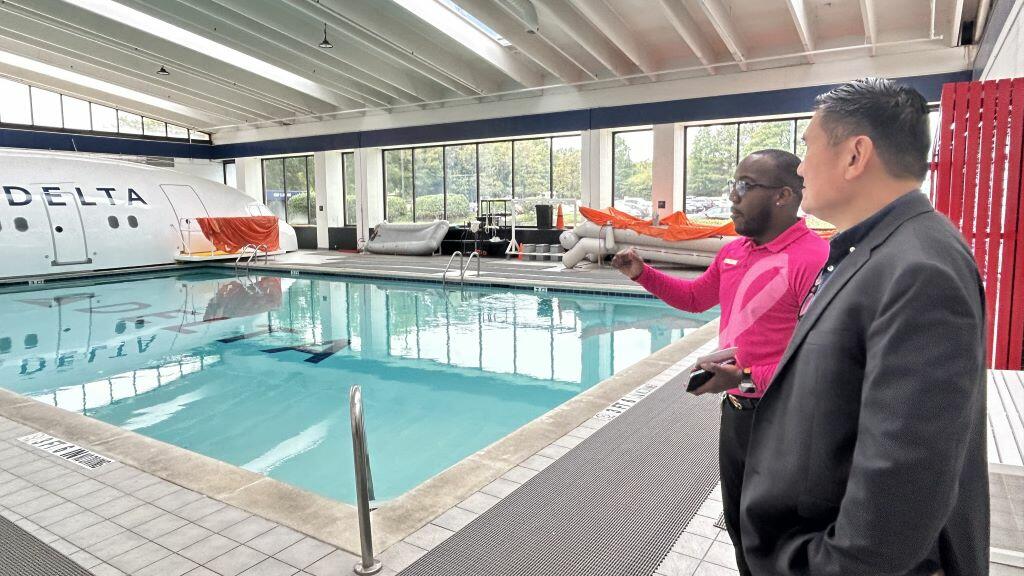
[740,78,989,575]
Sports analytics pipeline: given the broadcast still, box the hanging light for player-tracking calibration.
[156,65,170,75]
[318,23,333,49]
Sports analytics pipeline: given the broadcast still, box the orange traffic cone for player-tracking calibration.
[555,204,564,229]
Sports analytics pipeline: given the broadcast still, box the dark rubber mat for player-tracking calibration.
[0,515,93,576]
[398,379,721,576]
[715,513,727,531]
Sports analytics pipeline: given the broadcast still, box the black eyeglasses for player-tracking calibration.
[728,179,785,198]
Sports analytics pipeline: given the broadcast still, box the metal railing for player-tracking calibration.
[350,386,381,575]
[233,244,269,274]
[442,251,463,286]
[462,251,480,280]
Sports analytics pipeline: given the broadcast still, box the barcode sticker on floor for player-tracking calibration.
[17,433,116,470]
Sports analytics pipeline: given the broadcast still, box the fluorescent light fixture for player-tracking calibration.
[0,49,210,122]
[73,0,342,105]
[436,0,511,46]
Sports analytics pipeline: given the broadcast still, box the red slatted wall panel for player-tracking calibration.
[932,77,1024,369]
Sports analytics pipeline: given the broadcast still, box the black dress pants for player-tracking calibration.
[719,396,755,576]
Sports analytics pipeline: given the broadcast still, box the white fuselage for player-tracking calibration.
[0,150,297,280]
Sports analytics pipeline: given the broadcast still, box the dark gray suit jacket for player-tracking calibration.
[740,192,989,576]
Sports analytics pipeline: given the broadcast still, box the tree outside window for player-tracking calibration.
[384,149,413,223]
[612,130,653,218]
[343,152,357,226]
[414,147,444,222]
[445,145,476,223]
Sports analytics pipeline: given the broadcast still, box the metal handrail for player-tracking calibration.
[350,386,382,575]
[442,251,463,285]
[462,251,480,282]
[233,244,256,271]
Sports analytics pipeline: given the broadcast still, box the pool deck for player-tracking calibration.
[0,252,1021,575]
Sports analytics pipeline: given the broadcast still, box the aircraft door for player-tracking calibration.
[38,186,91,266]
[160,184,212,253]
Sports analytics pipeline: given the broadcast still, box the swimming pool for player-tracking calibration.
[0,270,715,504]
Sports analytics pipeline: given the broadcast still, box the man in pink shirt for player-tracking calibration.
[612,149,828,575]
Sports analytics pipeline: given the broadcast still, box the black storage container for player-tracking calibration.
[535,204,553,228]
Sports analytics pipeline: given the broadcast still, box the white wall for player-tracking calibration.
[981,1,1024,80]
[172,158,224,183]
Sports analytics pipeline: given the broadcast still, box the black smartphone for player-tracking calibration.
[686,359,736,392]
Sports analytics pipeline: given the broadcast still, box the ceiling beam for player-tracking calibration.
[656,0,717,75]
[534,0,640,78]
[567,0,659,76]
[0,51,228,128]
[293,0,504,96]
[34,0,359,113]
[451,0,593,83]
[199,0,452,104]
[121,0,399,108]
[0,6,296,124]
[949,0,966,46]
[784,0,815,63]
[697,0,748,71]
[859,0,877,55]
[391,0,544,88]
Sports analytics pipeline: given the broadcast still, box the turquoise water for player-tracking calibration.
[0,270,715,503]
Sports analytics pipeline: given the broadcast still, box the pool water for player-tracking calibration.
[0,270,715,503]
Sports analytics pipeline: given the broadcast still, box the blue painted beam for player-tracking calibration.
[0,126,212,158]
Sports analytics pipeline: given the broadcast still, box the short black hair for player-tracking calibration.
[748,148,803,197]
[814,77,930,181]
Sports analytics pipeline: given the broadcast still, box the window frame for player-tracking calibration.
[610,128,654,211]
[261,154,316,226]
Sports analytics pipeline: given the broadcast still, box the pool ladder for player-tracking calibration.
[442,251,481,286]
[350,386,382,575]
[233,244,268,275]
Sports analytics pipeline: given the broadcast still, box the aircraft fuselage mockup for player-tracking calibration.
[0,149,298,280]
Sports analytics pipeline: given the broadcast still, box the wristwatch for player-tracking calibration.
[739,367,756,393]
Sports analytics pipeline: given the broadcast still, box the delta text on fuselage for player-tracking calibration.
[2,185,148,207]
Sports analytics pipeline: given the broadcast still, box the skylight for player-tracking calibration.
[437,0,511,46]
[73,0,341,106]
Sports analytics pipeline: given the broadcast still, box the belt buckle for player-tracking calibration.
[727,394,744,411]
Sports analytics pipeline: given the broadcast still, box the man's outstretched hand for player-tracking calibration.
[611,248,644,280]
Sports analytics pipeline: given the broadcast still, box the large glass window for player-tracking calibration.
[445,144,476,222]
[0,76,210,140]
[795,118,811,158]
[30,87,62,128]
[612,130,653,218]
[262,155,315,225]
[143,117,167,137]
[413,147,444,222]
[739,121,794,159]
[384,149,413,223]
[61,96,91,131]
[0,77,32,125]
[552,136,582,226]
[685,124,739,216]
[118,111,143,135]
[91,104,118,132]
[284,155,313,226]
[513,138,551,226]
[263,158,286,220]
[343,152,357,226]
[478,141,512,200]
[383,134,581,226]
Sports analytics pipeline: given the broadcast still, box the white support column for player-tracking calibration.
[651,123,686,216]
[314,151,343,249]
[356,147,384,249]
[233,157,263,203]
[581,129,613,209]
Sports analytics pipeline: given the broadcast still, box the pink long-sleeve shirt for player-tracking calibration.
[636,219,829,397]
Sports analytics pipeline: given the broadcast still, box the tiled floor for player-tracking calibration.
[0,417,358,576]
